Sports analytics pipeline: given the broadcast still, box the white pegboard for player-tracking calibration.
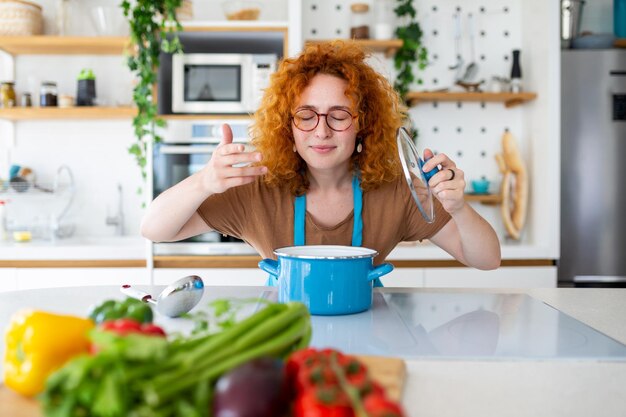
[301,0,533,242]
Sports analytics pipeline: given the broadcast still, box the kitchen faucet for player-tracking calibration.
[50,165,76,239]
[106,183,124,236]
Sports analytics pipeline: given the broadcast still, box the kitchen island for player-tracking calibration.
[0,286,624,417]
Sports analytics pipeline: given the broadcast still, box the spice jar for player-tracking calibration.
[1,82,16,108]
[350,3,371,39]
[40,81,58,107]
[21,93,32,107]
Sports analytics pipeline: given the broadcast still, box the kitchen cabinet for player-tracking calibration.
[381,267,425,287]
[0,268,17,292]
[14,268,147,290]
[153,268,267,286]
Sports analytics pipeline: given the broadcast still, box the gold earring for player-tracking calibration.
[293,144,297,152]
[356,142,363,153]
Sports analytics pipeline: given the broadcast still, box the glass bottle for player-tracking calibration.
[1,82,16,108]
[350,3,371,39]
[40,82,58,107]
[510,50,523,93]
[56,0,69,35]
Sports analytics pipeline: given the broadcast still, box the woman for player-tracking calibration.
[141,42,501,275]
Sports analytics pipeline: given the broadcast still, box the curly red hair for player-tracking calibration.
[251,41,406,195]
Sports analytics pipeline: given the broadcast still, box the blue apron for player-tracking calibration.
[266,175,383,287]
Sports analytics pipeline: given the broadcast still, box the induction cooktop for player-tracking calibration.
[264,291,626,360]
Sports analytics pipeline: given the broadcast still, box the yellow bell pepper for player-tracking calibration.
[3,309,94,397]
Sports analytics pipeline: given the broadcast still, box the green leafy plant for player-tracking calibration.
[121,0,183,190]
[393,0,428,98]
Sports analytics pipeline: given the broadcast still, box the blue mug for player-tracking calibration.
[259,245,393,315]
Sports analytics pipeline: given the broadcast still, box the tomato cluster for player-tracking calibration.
[286,348,405,417]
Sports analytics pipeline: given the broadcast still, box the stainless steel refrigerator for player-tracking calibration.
[560,49,626,286]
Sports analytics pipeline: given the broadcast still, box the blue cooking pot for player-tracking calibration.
[258,245,393,315]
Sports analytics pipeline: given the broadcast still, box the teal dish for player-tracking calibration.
[471,179,490,194]
[259,245,393,315]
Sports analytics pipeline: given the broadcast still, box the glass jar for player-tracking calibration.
[1,82,16,108]
[40,81,58,107]
[21,92,32,107]
[350,3,371,39]
[373,0,394,40]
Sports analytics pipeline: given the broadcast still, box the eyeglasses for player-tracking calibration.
[292,108,357,132]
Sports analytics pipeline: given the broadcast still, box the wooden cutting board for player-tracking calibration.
[0,355,405,416]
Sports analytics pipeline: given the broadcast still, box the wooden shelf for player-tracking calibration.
[0,106,135,120]
[405,91,538,108]
[465,193,503,205]
[615,39,626,48]
[0,36,130,55]
[161,114,253,120]
[305,39,403,57]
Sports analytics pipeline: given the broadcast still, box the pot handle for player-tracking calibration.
[367,262,394,282]
[258,259,279,277]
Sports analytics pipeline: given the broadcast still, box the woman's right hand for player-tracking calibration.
[199,124,267,194]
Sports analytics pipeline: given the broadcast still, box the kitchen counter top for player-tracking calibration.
[0,286,624,417]
[0,236,556,263]
[0,236,147,260]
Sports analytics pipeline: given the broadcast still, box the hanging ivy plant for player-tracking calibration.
[393,0,428,98]
[121,0,183,190]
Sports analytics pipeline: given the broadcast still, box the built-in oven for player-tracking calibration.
[152,120,259,256]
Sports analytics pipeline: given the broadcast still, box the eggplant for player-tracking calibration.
[213,357,288,417]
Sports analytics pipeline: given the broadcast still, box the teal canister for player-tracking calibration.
[616,0,626,38]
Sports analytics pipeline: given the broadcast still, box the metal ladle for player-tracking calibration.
[448,12,464,81]
[120,275,205,317]
[460,12,479,83]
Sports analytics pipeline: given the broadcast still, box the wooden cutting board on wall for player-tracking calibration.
[0,355,406,417]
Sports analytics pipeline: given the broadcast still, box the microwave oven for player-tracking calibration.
[171,53,277,114]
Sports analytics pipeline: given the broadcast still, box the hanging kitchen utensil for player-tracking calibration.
[448,12,464,81]
[396,127,439,224]
[120,275,205,317]
[460,12,479,83]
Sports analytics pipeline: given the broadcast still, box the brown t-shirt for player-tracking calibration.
[197,176,451,264]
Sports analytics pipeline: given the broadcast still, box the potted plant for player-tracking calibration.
[121,0,183,190]
[393,0,428,98]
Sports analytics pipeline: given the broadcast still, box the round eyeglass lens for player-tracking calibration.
[293,109,353,132]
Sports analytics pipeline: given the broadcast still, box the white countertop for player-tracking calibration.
[0,286,624,417]
[0,236,556,261]
[0,236,147,260]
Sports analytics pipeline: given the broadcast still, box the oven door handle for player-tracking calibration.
[159,145,218,154]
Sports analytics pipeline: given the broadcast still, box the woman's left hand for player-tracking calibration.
[422,149,466,214]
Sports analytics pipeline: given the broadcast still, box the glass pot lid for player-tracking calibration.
[396,127,438,224]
